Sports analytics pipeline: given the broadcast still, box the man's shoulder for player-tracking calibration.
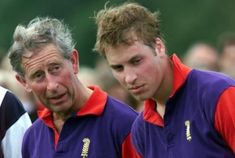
[131,112,146,134]
[190,69,235,83]
[187,69,235,91]
[106,96,139,117]
[23,119,45,139]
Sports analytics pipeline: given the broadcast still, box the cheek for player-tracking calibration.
[139,62,159,81]
[112,72,124,84]
[138,63,152,75]
[31,83,45,92]
[59,69,73,81]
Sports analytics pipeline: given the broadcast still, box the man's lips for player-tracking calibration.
[47,93,67,104]
[48,93,65,99]
[128,85,144,94]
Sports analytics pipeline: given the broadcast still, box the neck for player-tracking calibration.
[155,57,173,104]
[74,81,93,111]
[156,102,165,118]
[53,112,67,134]
[154,57,173,117]
[53,81,93,133]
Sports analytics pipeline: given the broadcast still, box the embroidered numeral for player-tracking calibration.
[185,120,192,141]
[81,138,90,158]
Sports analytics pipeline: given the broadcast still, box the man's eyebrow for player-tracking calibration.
[110,64,122,68]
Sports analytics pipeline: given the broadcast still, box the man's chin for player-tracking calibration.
[132,94,147,101]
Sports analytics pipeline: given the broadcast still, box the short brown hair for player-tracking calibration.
[94,2,162,57]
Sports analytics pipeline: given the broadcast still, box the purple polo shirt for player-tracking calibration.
[22,86,140,158]
[131,54,235,157]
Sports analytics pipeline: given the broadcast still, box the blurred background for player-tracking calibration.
[1,0,235,120]
[1,0,235,66]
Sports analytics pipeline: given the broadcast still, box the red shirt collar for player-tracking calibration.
[37,86,107,145]
[77,86,107,116]
[143,54,192,126]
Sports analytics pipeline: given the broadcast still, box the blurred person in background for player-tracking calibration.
[77,66,99,86]
[218,32,235,79]
[0,84,31,158]
[183,42,219,71]
[94,2,235,157]
[0,55,38,122]
[8,17,140,158]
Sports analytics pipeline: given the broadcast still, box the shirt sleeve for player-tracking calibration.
[214,86,235,153]
[0,90,32,158]
[121,133,142,158]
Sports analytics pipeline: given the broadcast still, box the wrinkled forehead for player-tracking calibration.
[21,44,63,69]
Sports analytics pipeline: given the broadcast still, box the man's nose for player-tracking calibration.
[124,69,137,85]
[46,74,58,91]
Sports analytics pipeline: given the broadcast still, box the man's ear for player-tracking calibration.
[71,49,79,74]
[155,38,166,56]
[15,74,32,92]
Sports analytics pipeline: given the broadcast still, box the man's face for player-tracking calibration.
[17,44,79,114]
[105,39,166,101]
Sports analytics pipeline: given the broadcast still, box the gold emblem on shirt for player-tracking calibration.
[185,120,192,141]
[81,138,90,158]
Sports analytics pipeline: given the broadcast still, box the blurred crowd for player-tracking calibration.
[183,32,235,78]
[1,31,235,122]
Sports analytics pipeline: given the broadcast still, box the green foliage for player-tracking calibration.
[1,0,235,65]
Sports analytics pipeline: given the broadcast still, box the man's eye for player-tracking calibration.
[54,65,60,71]
[112,65,123,72]
[51,65,61,73]
[33,72,44,81]
[132,58,141,65]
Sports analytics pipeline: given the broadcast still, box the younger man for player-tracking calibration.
[94,2,235,157]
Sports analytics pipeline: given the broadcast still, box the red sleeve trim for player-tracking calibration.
[215,86,235,153]
[122,133,142,158]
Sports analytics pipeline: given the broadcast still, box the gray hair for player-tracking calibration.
[8,17,75,76]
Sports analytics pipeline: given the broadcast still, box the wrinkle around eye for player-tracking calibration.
[32,72,45,82]
[48,63,63,74]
